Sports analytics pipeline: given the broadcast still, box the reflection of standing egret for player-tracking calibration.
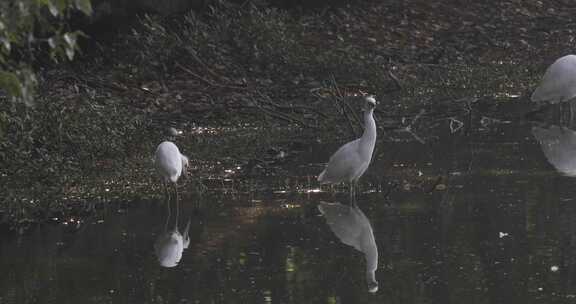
[318,201,379,293]
[155,141,188,201]
[318,96,377,202]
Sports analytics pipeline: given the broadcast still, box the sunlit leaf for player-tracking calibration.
[47,37,56,49]
[40,0,60,17]
[0,38,10,52]
[63,32,76,47]
[74,0,93,16]
[65,46,75,60]
[48,3,59,17]
[17,1,29,16]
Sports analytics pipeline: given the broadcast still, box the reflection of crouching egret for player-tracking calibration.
[155,141,188,200]
[532,124,576,176]
[154,219,191,268]
[318,96,377,202]
[318,201,379,293]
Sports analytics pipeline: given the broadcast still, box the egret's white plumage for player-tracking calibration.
[532,55,576,104]
[155,141,188,183]
[318,201,378,293]
[532,124,576,176]
[318,96,377,200]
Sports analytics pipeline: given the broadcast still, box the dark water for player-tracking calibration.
[3,100,576,304]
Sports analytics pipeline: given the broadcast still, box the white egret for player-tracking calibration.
[154,141,189,200]
[532,124,576,176]
[318,201,379,293]
[318,96,377,201]
[532,55,576,104]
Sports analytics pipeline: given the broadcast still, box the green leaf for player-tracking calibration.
[53,0,68,12]
[0,71,22,98]
[75,0,93,16]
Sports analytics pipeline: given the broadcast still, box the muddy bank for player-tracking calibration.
[1,0,572,229]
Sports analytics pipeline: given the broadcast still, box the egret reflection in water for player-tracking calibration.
[318,201,379,293]
[154,196,191,268]
[532,124,576,176]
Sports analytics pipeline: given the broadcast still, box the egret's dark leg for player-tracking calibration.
[568,102,574,124]
[351,181,358,206]
[174,182,179,204]
[164,190,171,232]
[163,180,171,202]
[174,183,180,230]
[354,181,359,204]
[174,183,180,231]
[349,182,355,205]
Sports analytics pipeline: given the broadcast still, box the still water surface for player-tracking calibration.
[3,101,576,303]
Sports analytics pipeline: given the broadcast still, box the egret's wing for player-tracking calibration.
[532,55,576,103]
[319,139,361,183]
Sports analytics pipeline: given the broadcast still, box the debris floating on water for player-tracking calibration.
[551,265,559,272]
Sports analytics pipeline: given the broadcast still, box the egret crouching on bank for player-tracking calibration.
[155,141,189,201]
[318,96,377,202]
[532,55,576,104]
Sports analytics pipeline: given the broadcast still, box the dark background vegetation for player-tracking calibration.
[1,0,574,228]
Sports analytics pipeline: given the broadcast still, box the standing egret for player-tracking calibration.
[318,96,377,202]
[155,141,189,201]
[532,55,576,104]
[318,201,379,293]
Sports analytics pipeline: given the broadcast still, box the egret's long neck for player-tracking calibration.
[360,109,376,146]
